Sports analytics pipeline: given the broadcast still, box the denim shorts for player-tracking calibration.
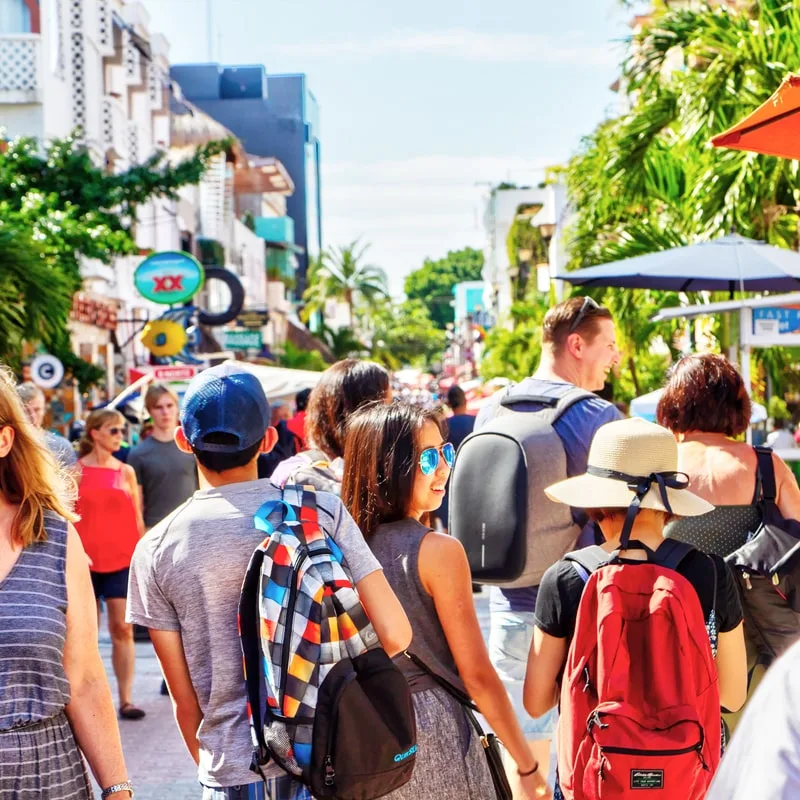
[90,567,130,600]
[200,777,312,800]
[488,610,558,739]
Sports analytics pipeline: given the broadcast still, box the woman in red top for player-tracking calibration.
[75,409,145,720]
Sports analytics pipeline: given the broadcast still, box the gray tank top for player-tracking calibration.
[370,518,466,694]
[0,512,72,730]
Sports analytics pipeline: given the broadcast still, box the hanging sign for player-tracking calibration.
[134,251,205,305]
[30,354,65,389]
[746,306,800,347]
[224,329,263,351]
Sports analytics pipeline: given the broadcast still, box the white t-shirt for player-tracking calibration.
[127,478,381,789]
[767,429,797,450]
[708,638,800,799]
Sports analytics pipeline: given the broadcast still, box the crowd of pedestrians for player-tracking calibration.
[2,296,800,799]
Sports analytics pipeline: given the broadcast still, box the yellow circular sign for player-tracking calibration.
[140,319,188,358]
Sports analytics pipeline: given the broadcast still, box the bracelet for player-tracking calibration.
[101,781,134,798]
[517,762,539,777]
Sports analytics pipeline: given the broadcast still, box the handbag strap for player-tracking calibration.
[754,446,777,503]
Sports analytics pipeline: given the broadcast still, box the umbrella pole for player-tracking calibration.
[739,307,753,445]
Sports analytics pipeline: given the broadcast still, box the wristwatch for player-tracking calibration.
[101,781,134,798]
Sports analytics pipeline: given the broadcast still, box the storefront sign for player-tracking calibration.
[224,329,263,351]
[71,293,118,331]
[134,252,205,305]
[752,306,800,338]
[236,308,269,329]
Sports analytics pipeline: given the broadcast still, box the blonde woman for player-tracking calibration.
[0,370,132,798]
[76,409,146,720]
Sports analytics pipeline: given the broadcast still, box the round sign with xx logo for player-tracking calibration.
[134,251,205,305]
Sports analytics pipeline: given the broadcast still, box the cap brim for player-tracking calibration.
[545,474,714,518]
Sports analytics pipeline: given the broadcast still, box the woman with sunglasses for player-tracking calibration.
[76,409,146,721]
[342,402,551,799]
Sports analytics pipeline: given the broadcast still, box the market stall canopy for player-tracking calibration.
[561,235,800,293]
[630,388,766,425]
[711,75,800,160]
[222,361,322,402]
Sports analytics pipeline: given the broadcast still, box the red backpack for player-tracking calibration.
[557,540,720,799]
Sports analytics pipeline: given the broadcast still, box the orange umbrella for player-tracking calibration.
[711,75,800,160]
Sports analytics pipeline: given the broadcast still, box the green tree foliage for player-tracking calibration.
[277,342,327,371]
[370,300,447,370]
[303,241,389,327]
[404,247,484,329]
[0,133,226,388]
[564,0,800,400]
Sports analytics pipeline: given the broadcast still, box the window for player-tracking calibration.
[0,0,31,34]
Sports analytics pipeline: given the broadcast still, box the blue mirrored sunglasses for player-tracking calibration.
[419,442,456,475]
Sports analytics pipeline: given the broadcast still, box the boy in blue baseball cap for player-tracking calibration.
[126,365,411,800]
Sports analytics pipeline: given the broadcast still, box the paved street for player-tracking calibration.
[94,591,494,799]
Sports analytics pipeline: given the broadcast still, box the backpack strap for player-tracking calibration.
[564,545,614,584]
[649,538,695,572]
[754,446,777,503]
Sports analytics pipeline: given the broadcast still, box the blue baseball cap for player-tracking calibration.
[180,364,270,453]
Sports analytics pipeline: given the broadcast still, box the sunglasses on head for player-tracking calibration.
[419,442,456,475]
[569,296,601,333]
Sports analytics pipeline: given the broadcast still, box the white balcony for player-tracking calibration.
[0,34,41,102]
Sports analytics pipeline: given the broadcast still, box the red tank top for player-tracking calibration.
[75,465,140,573]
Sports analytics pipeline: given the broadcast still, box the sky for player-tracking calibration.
[145,0,637,294]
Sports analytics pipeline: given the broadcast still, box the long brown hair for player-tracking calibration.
[0,369,77,546]
[341,402,443,539]
[77,408,125,458]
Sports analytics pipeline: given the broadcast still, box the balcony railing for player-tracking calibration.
[0,34,40,97]
[101,95,128,159]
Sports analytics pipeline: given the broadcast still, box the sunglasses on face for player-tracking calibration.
[419,442,456,475]
[105,427,127,436]
[569,295,601,333]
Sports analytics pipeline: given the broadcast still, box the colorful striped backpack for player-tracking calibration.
[238,485,417,799]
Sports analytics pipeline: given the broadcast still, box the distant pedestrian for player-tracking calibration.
[473,296,622,788]
[767,417,797,450]
[270,400,291,427]
[270,359,392,494]
[16,381,77,468]
[0,368,132,799]
[432,385,474,532]
[342,402,551,799]
[75,409,146,721]
[127,384,197,530]
[287,387,311,449]
[127,364,411,800]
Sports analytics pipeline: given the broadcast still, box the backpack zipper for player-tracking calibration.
[279,545,308,707]
[601,743,703,757]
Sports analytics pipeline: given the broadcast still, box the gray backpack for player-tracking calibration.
[449,386,593,588]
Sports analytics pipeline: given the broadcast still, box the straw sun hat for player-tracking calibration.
[545,417,713,518]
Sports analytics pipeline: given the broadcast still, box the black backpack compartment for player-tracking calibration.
[450,431,528,583]
[310,649,417,799]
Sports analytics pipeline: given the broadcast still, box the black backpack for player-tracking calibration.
[726,446,800,664]
[449,386,593,587]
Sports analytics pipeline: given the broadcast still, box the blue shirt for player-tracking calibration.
[474,378,622,614]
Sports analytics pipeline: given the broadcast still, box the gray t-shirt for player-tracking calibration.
[127,437,198,528]
[126,479,382,789]
[44,431,76,468]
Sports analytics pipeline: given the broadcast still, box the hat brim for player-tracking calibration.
[545,474,714,518]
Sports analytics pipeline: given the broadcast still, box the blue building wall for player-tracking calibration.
[170,63,322,292]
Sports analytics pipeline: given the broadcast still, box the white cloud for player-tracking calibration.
[276,28,618,67]
[321,154,556,295]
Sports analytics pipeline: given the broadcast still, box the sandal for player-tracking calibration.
[119,702,146,720]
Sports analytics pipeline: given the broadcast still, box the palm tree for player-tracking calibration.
[0,227,72,367]
[565,0,800,399]
[303,241,389,328]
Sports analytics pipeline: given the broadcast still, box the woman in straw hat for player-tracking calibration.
[522,419,747,754]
